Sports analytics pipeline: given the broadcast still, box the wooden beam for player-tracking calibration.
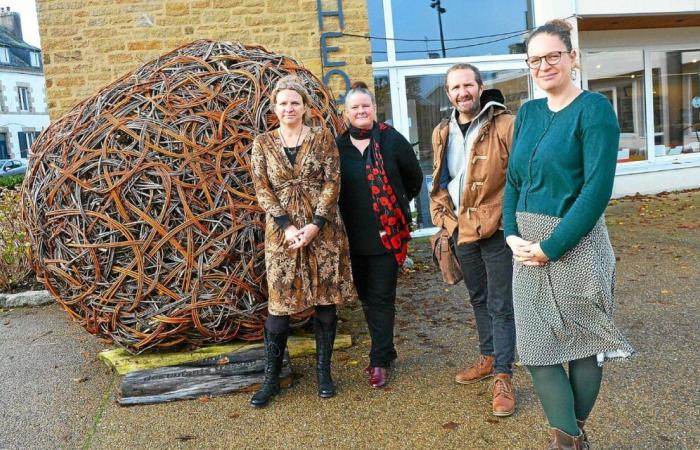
[578,14,700,31]
[99,334,353,375]
[118,346,294,406]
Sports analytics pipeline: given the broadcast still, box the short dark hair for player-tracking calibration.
[444,63,483,89]
[526,19,573,52]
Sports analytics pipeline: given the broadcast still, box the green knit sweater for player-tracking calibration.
[503,90,620,261]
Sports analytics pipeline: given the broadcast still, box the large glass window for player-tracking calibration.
[373,70,393,123]
[406,69,530,228]
[366,0,388,63]
[586,51,647,162]
[651,49,700,158]
[390,0,530,61]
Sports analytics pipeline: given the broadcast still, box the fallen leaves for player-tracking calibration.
[441,421,460,430]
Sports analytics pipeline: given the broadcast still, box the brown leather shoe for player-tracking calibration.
[544,427,586,450]
[491,373,515,417]
[455,354,494,384]
[369,367,388,388]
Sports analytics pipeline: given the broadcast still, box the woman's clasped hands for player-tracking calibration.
[284,224,320,249]
[506,235,549,267]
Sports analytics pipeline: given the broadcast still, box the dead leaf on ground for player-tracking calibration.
[660,289,671,295]
[72,376,89,383]
[176,435,196,442]
[197,395,210,403]
[228,413,240,419]
[442,421,460,430]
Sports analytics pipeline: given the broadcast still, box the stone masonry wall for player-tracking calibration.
[36,0,372,119]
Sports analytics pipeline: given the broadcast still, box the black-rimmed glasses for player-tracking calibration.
[525,51,569,69]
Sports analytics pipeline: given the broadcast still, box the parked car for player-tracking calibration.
[0,159,27,176]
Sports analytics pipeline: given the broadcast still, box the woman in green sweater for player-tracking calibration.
[503,19,634,449]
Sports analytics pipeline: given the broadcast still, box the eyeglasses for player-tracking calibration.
[525,51,569,69]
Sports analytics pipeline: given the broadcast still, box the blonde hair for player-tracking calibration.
[270,75,312,122]
[344,80,375,107]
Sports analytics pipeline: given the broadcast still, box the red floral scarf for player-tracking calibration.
[359,122,411,265]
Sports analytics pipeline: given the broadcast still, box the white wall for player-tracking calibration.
[0,70,49,159]
[613,165,700,197]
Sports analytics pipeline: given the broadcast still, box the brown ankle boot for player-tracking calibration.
[455,354,494,384]
[576,420,590,449]
[544,427,586,450]
[491,373,515,417]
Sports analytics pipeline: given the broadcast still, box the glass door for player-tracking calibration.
[393,63,531,231]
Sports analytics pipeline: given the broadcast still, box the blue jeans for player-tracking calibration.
[454,230,515,375]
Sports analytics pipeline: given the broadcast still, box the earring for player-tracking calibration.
[570,69,577,81]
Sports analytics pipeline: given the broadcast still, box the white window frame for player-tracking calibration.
[582,44,700,174]
[0,47,8,64]
[29,51,41,67]
[17,86,30,111]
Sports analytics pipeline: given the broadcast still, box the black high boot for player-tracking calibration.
[250,328,288,408]
[314,315,337,398]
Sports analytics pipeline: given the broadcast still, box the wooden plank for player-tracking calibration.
[578,14,700,31]
[99,334,352,375]
[119,347,293,406]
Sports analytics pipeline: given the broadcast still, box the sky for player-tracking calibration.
[1,0,40,48]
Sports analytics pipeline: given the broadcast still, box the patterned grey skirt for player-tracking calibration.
[513,212,635,367]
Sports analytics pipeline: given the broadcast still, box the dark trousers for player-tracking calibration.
[455,230,515,375]
[350,252,398,368]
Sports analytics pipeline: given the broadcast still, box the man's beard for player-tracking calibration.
[457,97,480,116]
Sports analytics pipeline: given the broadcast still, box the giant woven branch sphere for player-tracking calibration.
[21,41,344,353]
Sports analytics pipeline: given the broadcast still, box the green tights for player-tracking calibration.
[528,355,603,436]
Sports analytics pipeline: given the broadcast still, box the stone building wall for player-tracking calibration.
[36,0,372,119]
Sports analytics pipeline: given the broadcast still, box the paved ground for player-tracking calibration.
[1,190,698,449]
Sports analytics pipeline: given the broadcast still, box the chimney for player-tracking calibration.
[0,7,23,41]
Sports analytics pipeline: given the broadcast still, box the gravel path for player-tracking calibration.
[1,190,698,449]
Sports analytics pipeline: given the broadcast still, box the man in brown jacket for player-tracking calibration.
[430,63,516,417]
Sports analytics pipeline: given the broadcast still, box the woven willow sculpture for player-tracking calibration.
[21,41,344,353]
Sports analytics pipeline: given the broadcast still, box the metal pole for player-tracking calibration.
[430,1,447,58]
[437,4,446,57]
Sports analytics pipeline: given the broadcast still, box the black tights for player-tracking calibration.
[265,305,337,334]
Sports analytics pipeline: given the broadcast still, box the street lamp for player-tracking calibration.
[430,0,447,58]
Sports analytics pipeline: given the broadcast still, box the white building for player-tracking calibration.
[0,7,48,161]
[365,0,700,228]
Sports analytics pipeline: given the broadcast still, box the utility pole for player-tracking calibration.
[430,0,447,58]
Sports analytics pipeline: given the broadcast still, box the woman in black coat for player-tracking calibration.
[336,81,423,388]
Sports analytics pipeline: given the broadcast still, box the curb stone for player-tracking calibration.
[0,290,53,308]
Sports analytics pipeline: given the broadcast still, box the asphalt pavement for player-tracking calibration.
[1,190,698,449]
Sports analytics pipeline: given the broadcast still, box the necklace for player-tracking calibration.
[279,126,304,150]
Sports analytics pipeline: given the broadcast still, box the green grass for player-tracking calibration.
[0,175,24,189]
